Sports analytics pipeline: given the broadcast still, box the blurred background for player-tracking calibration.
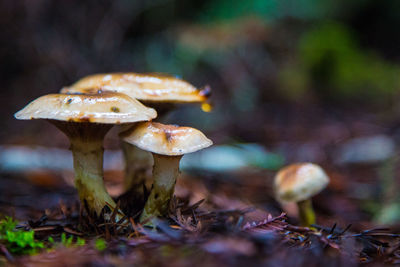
[2,0,400,228]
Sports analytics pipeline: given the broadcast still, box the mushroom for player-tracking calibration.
[274,163,330,227]
[60,72,211,106]
[14,92,157,218]
[61,72,211,195]
[121,122,212,224]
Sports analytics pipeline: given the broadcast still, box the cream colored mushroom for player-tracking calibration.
[121,122,212,225]
[61,72,211,104]
[14,92,157,218]
[61,72,211,196]
[274,163,329,227]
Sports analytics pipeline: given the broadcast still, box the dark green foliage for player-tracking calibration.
[279,22,400,104]
[299,23,400,101]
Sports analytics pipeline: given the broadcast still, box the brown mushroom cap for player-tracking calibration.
[274,163,330,203]
[14,92,157,124]
[121,122,212,156]
[60,73,210,103]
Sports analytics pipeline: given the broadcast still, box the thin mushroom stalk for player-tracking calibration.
[121,141,152,193]
[51,121,121,218]
[140,154,182,223]
[70,136,116,216]
[121,122,212,226]
[297,199,316,227]
[120,105,171,195]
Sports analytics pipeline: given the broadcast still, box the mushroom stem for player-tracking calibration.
[297,199,316,227]
[140,154,182,224]
[70,138,117,217]
[50,120,120,218]
[121,142,152,194]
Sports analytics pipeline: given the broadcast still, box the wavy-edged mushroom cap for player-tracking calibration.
[274,163,329,203]
[60,73,210,103]
[15,92,157,124]
[122,122,213,156]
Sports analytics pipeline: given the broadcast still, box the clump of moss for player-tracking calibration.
[0,216,44,255]
[48,233,85,248]
[94,238,107,251]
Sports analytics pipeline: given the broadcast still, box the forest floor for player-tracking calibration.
[1,107,400,266]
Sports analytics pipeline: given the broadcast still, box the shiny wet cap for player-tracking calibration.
[14,92,157,124]
[61,73,210,103]
[121,122,212,156]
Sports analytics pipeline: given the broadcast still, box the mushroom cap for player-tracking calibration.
[274,163,329,203]
[60,73,210,103]
[121,122,213,156]
[14,92,157,124]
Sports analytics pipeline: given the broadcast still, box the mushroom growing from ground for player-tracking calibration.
[274,163,330,227]
[121,122,212,224]
[61,72,211,196]
[14,92,157,218]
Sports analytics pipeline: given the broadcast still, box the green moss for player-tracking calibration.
[57,233,85,248]
[0,216,88,256]
[0,216,44,255]
[95,238,107,251]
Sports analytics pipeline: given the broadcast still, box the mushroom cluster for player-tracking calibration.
[15,73,212,223]
[62,73,212,197]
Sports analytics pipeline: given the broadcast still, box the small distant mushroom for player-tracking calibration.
[61,72,212,195]
[274,163,330,227]
[121,122,212,224]
[14,92,157,218]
